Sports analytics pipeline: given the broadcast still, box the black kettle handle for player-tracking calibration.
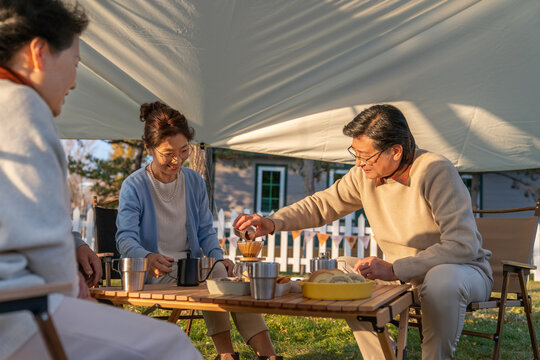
[202,259,225,282]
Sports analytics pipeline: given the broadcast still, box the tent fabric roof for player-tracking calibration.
[57,0,540,172]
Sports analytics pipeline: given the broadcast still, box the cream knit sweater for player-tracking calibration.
[269,149,492,285]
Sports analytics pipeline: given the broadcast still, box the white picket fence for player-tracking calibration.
[72,206,540,278]
[214,209,377,273]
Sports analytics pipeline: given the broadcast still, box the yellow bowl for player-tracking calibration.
[299,280,374,300]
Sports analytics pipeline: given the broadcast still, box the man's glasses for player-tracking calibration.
[153,145,191,162]
[347,146,384,166]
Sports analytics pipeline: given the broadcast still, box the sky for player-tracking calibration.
[62,139,111,160]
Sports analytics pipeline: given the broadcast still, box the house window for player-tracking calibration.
[255,165,286,215]
[327,168,349,187]
[461,174,482,208]
[327,166,365,226]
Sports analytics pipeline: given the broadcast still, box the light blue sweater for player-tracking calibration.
[116,167,223,260]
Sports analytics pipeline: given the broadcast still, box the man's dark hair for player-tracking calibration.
[140,101,195,148]
[343,104,416,168]
[0,0,88,65]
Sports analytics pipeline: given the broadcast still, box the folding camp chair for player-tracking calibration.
[92,196,120,287]
[408,200,540,359]
[0,283,72,360]
[92,196,203,335]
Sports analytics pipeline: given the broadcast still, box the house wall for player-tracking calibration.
[213,156,327,217]
[213,161,253,215]
[481,172,540,217]
[212,151,539,220]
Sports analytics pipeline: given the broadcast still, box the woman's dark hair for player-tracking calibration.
[140,101,195,148]
[343,104,416,168]
[0,0,88,65]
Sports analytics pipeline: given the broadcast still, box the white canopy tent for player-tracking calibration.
[57,0,540,172]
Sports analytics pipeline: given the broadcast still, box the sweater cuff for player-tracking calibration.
[133,248,152,259]
[266,217,282,234]
[72,231,86,248]
[392,258,408,282]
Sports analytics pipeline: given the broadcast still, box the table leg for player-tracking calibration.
[377,327,397,360]
[168,308,182,323]
[397,308,410,360]
[105,260,112,287]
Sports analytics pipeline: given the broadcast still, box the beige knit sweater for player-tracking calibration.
[269,149,492,285]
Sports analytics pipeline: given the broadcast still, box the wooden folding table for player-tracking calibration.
[91,283,413,360]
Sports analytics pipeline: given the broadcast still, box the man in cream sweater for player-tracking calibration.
[234,104,493,360]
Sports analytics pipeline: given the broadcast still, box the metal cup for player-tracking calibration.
[199,257,214,280]
[112,258,148,292]
[234,226,256,241]
[233,261,251,281]
[310,258,337,272]
[310,252,338,272]
[248,262,278,300]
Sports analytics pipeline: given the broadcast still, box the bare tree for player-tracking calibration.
[302,159,315,196]
[291,159,332,196]
[63,140,96,210]
[494,170,540,199]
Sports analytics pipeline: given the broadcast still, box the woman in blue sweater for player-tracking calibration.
[116,101,280,360]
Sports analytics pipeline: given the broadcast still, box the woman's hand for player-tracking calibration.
[77,272,96,302]
[146,253,174,278]
[353,256,398,281]
[233,213,275,238]
[76,244,102,287]
[221,258,235,277]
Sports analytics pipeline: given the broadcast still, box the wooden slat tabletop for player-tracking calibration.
[92,283,410,314]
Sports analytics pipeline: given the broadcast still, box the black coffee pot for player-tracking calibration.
[177,253,223,286]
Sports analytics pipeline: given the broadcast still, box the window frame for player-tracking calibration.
[254,164,287,215]
[327,168,350,187]
[460,173,483,209]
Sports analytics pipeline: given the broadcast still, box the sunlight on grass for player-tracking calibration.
[121,281,539,360]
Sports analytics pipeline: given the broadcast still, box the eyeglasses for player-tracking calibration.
[153,145,191,162]
[347,146,384,166]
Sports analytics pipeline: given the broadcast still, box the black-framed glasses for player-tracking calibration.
[347,146,384,166]
[153,145,191,162]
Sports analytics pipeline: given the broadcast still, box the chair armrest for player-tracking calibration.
[97,252,115,258]
[0,283,73,302]
[501,260,537,271]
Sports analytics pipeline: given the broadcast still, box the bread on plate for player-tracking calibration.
[308,269,366,283]
[308,269,344,283]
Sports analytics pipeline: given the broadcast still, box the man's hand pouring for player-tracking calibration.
[232,213,275,239]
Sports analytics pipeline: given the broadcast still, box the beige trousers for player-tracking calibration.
[337,256,492,360]
[149,261,268,342]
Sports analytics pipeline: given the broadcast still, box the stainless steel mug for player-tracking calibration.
[112,258,148,292]
[199,257,215,281]
[248,262,278,300]
[310,252,338,272]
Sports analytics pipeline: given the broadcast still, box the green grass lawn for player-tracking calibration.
[125,281,540,360]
